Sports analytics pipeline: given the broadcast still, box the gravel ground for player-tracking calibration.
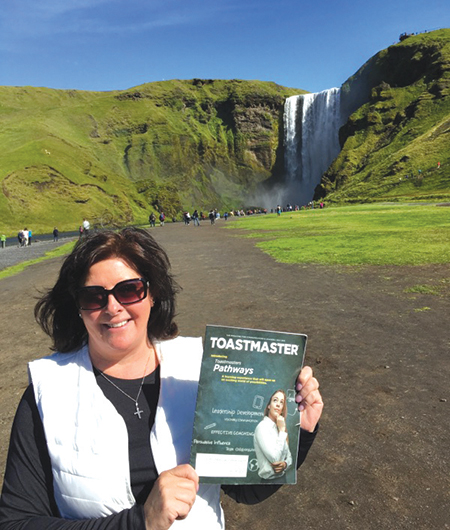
[0,222,448,529]
[0,238,77,271]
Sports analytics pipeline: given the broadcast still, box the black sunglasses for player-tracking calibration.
[77,278,149,310]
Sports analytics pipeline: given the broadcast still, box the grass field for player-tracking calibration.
[226,203,450,266]
[2,203,449,281]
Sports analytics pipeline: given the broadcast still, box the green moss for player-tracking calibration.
[318,29,450,204]
[0,80,305,234]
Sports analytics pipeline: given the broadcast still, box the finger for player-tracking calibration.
[297,389,323,411]
[296,375,319,396]
[297,385,322,404]
[168,464,199,490]
[297,365,313,384]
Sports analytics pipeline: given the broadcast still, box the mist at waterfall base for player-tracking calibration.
[253,88,344,210]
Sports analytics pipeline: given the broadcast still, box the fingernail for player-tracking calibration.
[295,394,303,403]
[296,383,303,391]
[298,404,305,411]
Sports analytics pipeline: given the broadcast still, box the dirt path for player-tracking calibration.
[0,221,448,529]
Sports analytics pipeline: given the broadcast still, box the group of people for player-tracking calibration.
[148,212,166,227]
[150,209,235,227]
[17,228,32,247]
[78,218,91,238]
[275,202,325,214]
[0,227,323,529]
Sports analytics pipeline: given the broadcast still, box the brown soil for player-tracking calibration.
[0,221,449,529]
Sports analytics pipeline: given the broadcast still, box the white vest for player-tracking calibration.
[29,337,224,528]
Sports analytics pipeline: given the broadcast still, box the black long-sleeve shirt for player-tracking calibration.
[0,368,317,529]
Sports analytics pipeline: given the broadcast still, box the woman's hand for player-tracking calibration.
[276,413,286,432]
[144,464,199,530]
[295,366,323,433]
[271,460,287,474]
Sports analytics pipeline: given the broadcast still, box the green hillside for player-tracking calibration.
[315,29,450,203]
[2,29,450,234]
[0,80,304,234]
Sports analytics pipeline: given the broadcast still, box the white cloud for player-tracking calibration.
[2,0,240,33]
[0,0,246,52]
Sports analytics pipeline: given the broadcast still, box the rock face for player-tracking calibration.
[314,29,450,203]
[0,80,305,232]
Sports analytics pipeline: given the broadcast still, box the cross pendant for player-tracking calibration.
[134,404,144,419]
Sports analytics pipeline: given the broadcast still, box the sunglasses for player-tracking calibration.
[77,278,149,310]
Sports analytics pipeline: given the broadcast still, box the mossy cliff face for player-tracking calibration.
[0,80,304,233]
[315,29,450,203]
[2,30,450,234]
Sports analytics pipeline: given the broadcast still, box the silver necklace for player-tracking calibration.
[98,356,150,419]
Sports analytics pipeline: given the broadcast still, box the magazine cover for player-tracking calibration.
[190,325,307,485]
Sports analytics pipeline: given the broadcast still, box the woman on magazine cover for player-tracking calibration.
[254,390,293,481]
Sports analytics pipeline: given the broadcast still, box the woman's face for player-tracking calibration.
[267,391,285,422]
[79,258,153,370]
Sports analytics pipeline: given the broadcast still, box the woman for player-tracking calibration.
[254,390,292,481]
[0,227,323,529]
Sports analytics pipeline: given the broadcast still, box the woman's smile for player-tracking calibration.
[104,319,130,329]
[79,258,154,373]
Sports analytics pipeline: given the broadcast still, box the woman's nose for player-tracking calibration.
[104,293,122,313]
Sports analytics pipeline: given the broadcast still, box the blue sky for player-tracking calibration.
[0,0,448,93]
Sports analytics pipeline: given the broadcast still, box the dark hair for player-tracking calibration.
[264,389,288,419]
[35,227,179,352]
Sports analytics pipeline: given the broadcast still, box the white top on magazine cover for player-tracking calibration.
[254,416,293,479]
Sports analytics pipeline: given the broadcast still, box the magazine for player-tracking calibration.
[190,325,306,485]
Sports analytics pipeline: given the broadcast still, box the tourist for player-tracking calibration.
[53,227,59,242]
[0,227,323,528]
[82,218,90,237]
[21,228,29,247]
[1,234,6,248]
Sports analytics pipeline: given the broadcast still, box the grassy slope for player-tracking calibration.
[0,80,304,235]
[315,29,450,203]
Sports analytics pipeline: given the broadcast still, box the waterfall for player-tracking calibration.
[283,87,342,205]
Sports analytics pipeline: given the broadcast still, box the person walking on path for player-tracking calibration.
[82,219,90,237]
[1,234,6,249]
[53,228,59,242]
[21,229,29,247]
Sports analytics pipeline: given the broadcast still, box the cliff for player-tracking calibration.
[314,29,450,203]
[0,80,305,233]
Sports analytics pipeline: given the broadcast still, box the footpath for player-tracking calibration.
[0,220,448,529]
[0,237,76,271]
